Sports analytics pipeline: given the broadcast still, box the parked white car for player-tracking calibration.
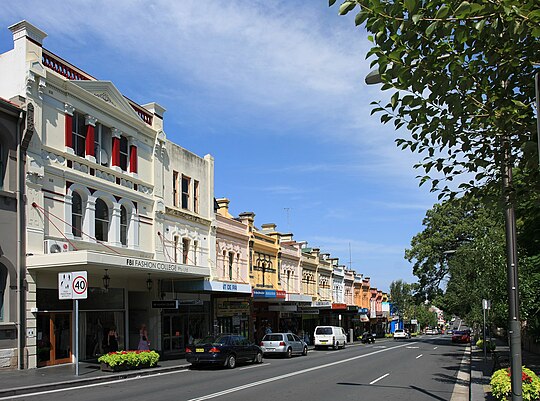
[393,329,409,339]
[313,326,347,350]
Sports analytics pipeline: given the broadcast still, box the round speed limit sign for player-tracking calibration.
[72,271,88,299]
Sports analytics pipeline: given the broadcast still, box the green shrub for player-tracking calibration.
[98,350,160,368]
[476,339,496,351]
[490,367,540,401]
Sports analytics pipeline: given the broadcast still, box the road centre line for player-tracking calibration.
[369,373,390,385]
[186,342,416,401]
[416,354,423,359]
[434,346,438,350]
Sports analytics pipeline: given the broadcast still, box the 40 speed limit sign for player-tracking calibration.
[71,271,88,299]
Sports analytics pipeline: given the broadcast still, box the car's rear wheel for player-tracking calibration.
[286,348,292,358]
[302,346,308,356]
[225,354,236,369]
[342,341,346,349]
[253,351,263,364]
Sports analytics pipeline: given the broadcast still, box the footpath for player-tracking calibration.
[470,339,540,400]
[0,338,538,400]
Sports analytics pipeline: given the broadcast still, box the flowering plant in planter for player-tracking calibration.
[490,366,540,401]
[98,350,160,370]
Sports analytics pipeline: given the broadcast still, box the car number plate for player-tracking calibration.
[267,348,275,351]
[196,348,204,353]
[321,340,327,343]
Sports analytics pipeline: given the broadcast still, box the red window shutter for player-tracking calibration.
[85,124,95,157]
[65,113,73,148]
[129,145,138,173]
[112,136,120,167]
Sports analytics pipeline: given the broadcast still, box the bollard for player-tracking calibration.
[349,329,354,343]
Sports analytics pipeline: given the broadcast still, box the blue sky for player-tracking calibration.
[1,1,439,292]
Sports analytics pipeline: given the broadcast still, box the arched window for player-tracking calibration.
[72,192,83,238]
[174,236,179,263]
[95,199,109,242]
[120,205,128,246]
[228,252,234,280]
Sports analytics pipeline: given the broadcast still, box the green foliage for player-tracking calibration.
[330,0,540,200]
[98,350,160,368]
[476,339,496,351]
[490,367,540,401]
[389,279,413,317]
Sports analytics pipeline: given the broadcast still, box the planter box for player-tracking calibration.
[100,362,129,372]
[100,362,153,372]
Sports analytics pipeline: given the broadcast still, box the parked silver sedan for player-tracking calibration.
[260,333,308,358]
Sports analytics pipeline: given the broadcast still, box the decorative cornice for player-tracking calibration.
[64,103,75,116]
[85,115,97,126]
[165,207,211,227]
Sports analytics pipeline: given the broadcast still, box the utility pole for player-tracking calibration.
[502,136,522,401]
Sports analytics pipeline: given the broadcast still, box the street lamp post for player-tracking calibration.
[365,69,523,400]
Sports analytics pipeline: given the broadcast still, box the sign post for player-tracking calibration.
[58,271,87,376]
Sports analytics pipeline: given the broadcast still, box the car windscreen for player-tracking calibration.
[315,327,333,335]
[262,334,283,341]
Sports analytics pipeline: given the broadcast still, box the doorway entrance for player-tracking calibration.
[162,313,184,357]
[37,313,72,367]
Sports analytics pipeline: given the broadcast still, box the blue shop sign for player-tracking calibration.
[358,308,369,314]
[253,289,276,298]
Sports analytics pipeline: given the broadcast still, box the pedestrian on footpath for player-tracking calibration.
[138,323,150,350]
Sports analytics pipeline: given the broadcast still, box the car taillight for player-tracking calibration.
[185,347,192,353]
[209,347,221,353]
[260,342,264,346]
[279,341,285,346]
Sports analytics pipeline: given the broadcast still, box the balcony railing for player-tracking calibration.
[42,49,153,126]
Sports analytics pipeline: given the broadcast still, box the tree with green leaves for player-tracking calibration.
[389,279,412,318]
[330,0,540,198]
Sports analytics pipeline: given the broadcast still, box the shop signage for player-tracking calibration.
[178,299,203,306]
[411,319,418,325]
[332,303,347,310]
[203,280,252,294]
[359,314,370,322]
[253,289,286,299]
[311,300,332,308]
[217,300,250,315]
[347,306,359,311]
[152,300,179,309]
[358,308,369,314]
[126,257,191,273]
[294,308,319,315]
[268,305,298,312]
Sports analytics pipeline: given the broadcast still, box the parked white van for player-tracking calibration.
[313,326,347,350]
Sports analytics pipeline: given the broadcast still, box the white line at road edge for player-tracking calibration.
[186,342,416,401]
[369,373,390,385]
[416,354,423,359]
[0,370,188,400]
[239,363,270,370]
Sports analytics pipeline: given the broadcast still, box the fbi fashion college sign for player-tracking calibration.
[126,258,190,273]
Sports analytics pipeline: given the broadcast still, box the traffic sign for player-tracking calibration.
[58,272,73,299]
[71,271,88,299]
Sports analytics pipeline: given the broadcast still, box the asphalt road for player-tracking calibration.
[13,336,468,401]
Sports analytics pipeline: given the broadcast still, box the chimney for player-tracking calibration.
[238,212,255,230]
[216,198,230,217]
[261,223,277,233]
[9,20,47,47]
[142,102,166,131]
